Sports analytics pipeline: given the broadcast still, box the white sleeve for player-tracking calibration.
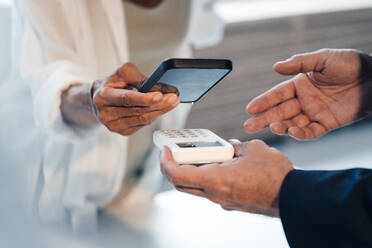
[14,0,128,233]
[18,0,97,142]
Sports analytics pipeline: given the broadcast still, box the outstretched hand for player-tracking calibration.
[244,49,372,140]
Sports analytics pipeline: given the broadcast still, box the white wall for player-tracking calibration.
[0,1,12,82]
[215,0,372,24]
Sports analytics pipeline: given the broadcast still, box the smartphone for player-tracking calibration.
[139,58,232,103]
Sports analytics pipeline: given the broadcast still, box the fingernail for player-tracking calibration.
[168,95,178,105]
[153,93,163,102]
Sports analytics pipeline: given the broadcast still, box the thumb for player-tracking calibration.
[273,49,329,76]
[228,139,245,157]
[116,62,147,89]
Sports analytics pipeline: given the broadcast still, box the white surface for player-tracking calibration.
[215,0,372,24]
[43,190,289,248]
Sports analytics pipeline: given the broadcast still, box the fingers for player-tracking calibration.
[116,62,147,88]
[246,139,269,152]
[160,147,215,189]
[229,139,246,157]
[269,114,310,135]
[97,87,169,107]
[246,80,296,115]
[273,49,328,76]
[262,109,328,140]
[149,83,180,96]
[98,106,165,122]
[105,103,177,132]
[244,98,301,133]
[98,93,180,123]
[229,139,268,157]
[287,122,327,140]
[160,146,179,182]
[96,90,180,135]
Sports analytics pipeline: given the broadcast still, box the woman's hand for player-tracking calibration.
[244,49,372,140]
[61,62,180,136]
[91,62,179,136]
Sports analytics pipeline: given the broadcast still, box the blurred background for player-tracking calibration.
[1,0,372,246]
[1,0,372,173]
[186,0,372,172]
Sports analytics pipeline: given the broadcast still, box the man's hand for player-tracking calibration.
[160,140,294,217]
[91,62,179,136]
[244,49,372,140]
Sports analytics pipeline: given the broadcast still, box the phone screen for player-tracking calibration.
[157,68,230,103]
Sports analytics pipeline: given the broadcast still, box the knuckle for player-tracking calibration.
[121,93,130,106]
[105,123,116,132]
[296,116,308,126]
[276,87,286,102]
[274,105,285,120]
[249,139,266,146]
[99,87,109,98]
[118,62,135,76]
[123,62,134,69]
[138,115,149,125]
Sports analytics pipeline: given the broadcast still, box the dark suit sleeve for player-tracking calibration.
[279,169,372,248]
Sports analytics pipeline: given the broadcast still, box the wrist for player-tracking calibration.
[61,83,99,128]
[271,167,295,209]
[89,80,100,118]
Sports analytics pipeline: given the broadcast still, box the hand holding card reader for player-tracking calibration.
[154,129,234,164]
